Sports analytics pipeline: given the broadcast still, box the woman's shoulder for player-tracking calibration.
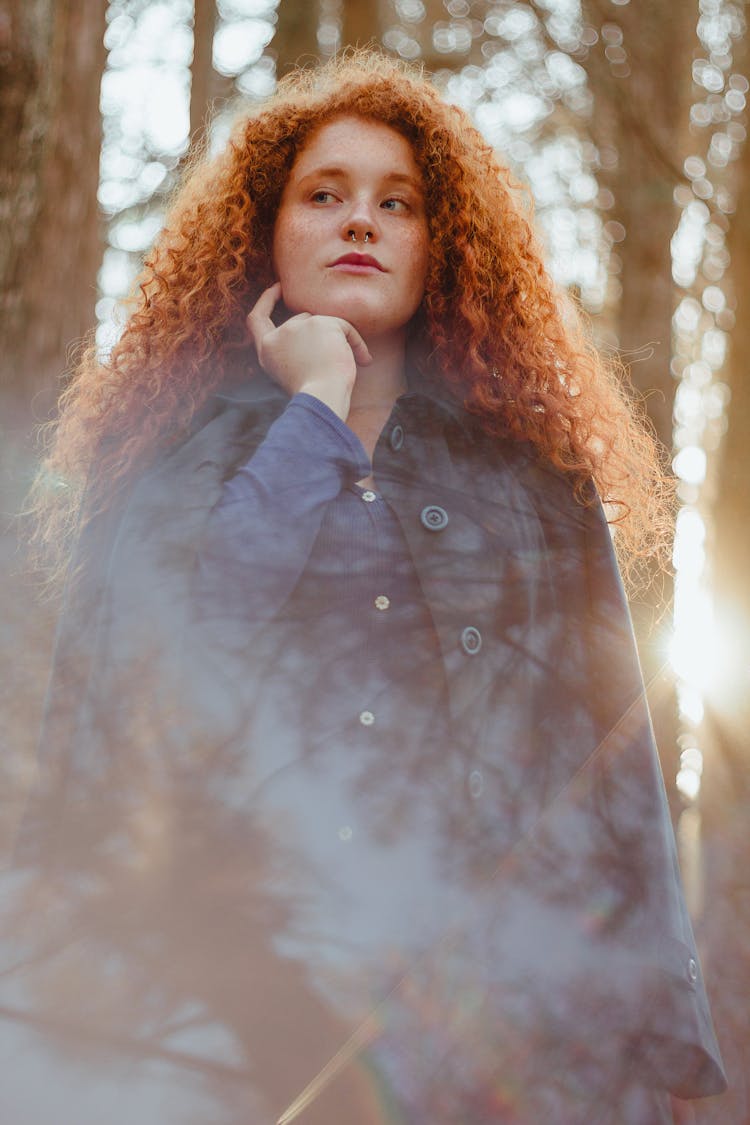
[449,410,596,511]
[66,377,285,590]
[156,373,286,477]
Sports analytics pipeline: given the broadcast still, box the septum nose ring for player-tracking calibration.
[348,231,371,243]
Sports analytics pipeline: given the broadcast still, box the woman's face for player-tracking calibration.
[272,115,430,345]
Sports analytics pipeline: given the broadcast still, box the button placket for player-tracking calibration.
[357,479,391,735]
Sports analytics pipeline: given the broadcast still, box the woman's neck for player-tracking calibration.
[345,333,407,465]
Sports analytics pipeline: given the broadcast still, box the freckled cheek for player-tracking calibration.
[272,215,317,298]
[402,230,430,308]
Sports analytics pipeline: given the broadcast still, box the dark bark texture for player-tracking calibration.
[189,0,217,148]
[0,0,107,395]
[581,0,693,452]
[0,0,105,862]
[274,0,320,78]
[579,0,698,797]
[340,0,383,50]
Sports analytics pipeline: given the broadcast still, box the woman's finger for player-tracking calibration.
[337,320,373,367]
[246,281,283,344]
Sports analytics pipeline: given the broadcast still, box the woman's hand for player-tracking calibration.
[246,283,372,421]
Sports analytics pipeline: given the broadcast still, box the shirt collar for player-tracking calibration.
[401,368,470,428]
[213,372,287,407]
[214,367,470,427]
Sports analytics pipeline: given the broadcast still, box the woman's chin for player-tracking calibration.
[290,301,410,349]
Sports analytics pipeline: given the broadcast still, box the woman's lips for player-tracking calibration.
[329,253,385,272]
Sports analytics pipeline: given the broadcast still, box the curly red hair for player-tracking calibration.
[33,50,670,583]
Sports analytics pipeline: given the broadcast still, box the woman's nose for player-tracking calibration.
[345,225,374,244]
[341,200,378,243]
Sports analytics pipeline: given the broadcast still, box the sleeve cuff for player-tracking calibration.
[288,393,372,482]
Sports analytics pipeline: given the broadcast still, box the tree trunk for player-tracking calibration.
[697,111,750,1124]
[189,0,217,149]
[582,0,693,452]
[711,128,750,705]
[0,0,106,855]
[274,0,321,78]
[580,0,697,798]
[0,0,107,397]
[340,0,383,49]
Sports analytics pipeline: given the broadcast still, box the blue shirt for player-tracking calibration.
[196,392,449,769]
[10,381,725,1123]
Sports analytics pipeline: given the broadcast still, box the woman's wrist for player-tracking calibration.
[296,375,354,421]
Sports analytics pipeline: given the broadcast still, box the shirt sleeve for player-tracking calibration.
[194,392,371,636]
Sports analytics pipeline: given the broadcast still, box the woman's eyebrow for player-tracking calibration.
[295,165,424,192]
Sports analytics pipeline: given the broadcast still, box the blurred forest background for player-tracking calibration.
[0,0,748,1117]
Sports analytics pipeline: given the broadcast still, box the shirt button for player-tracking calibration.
[468,769,484,798]
[461,626,482,655]
[374,595,390,610]
[390,424,404,451]
[361,490,377,503]
[420,504,449,531]
[359,710,375,726]
[687,956,698,984]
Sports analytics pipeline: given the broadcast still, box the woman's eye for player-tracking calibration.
[311,190,336,204]
[381,198,408,212]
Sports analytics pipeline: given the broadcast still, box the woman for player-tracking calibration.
[9,52,724,1124]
